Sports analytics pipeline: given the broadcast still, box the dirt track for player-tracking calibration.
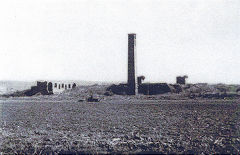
[0,98,239,154]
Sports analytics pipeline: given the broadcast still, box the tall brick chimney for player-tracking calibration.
[127,33,137,95]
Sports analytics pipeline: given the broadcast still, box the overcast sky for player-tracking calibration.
[0,0,240,84]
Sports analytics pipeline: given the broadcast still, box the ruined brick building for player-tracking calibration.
[106,34,187,95]
[24,81,76,96]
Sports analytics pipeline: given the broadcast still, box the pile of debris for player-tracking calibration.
[183,83,240,99]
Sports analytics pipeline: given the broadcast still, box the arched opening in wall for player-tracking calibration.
[72,83,76,89]
[65,84,67,89]
[68,84,71,88]
[59,84,61,89]
[62,84,64,88]
[48,82,53,92]
[54,83,57,88]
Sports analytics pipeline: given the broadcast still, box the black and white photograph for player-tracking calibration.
[0,0,240,154]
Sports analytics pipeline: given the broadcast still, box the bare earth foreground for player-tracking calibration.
[0,96,240,154]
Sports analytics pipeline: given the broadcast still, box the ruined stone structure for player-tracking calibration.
[26,81,77,96]
[176,75,188,85]
[106,34,176,95]
[138,83,173,95]
[127,33,137,95]
[106,33,185,96]
[106,84,129,95]
[4,81,77,97]
[25,81,53,96]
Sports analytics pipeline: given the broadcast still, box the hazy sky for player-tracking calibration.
[0,0,240,84]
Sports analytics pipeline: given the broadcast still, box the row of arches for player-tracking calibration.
[53,83,77,90]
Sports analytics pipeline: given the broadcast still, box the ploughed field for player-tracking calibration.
[0,100,240,154]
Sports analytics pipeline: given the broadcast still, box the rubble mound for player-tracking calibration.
[57,84,110,101]
[1,83,240,101]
